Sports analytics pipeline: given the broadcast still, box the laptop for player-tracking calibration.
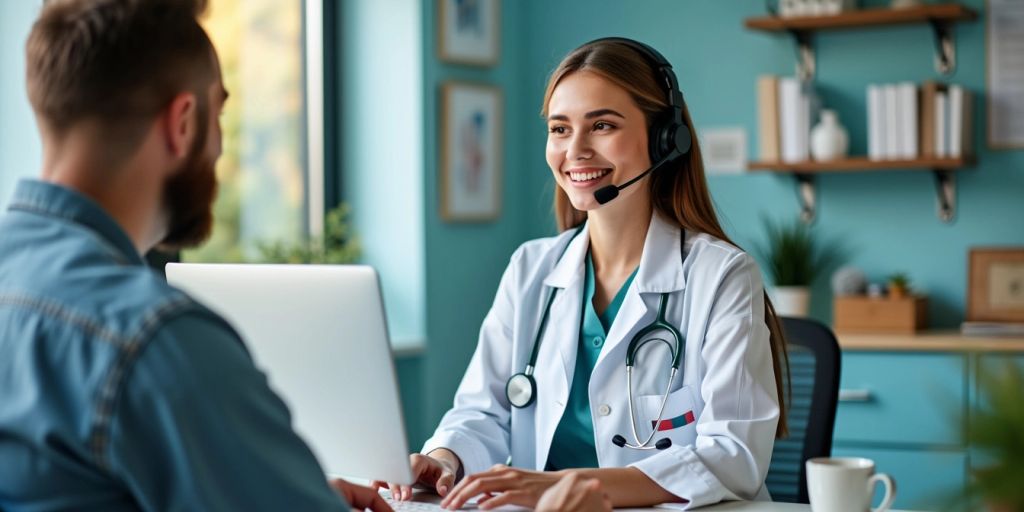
[165,263,414,485]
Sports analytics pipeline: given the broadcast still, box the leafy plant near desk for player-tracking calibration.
[257,204,360,264]
[754,216,843,286]
[957,362,1024,511]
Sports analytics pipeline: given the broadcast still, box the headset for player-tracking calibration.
[585,37,693,205]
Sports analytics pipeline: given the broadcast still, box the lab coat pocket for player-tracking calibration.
[637,386,698,442]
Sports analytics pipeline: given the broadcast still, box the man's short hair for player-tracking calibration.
[27,0,215,162]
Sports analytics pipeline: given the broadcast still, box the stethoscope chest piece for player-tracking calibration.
[506,371,536,408]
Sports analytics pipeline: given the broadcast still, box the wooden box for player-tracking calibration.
[833,296,928,334]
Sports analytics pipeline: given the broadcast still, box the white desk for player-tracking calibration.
[384,491,917,511]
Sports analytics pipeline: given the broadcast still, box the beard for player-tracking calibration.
[156,100,218,251]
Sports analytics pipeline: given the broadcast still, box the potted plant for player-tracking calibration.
[886,272,911,299]
[754,217,842,317]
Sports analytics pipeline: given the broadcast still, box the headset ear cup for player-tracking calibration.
[674,122,691,156]
[647,114,672,163]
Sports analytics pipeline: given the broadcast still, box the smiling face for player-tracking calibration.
[545,70,651,212]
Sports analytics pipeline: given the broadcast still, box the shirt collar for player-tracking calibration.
[6,179,144,265]
[543,212,687,294]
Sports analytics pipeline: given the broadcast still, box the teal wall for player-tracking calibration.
[407,0,1024,446]
[419,0,535,440]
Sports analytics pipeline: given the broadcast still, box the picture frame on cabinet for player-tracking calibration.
[438,0,500,66]
[439,81,502,222]
[967,248,1024,323]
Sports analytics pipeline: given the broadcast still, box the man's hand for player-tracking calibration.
[330,478,393,512]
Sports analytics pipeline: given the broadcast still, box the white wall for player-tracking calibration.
[341,0,426,347]
[0,2,43,208]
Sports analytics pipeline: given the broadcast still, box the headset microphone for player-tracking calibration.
[593,151,680,205]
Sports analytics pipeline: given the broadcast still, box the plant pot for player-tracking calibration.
[771,286,811,317]
[888,285,908,299]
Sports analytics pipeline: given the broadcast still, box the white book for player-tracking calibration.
[779,77,809,163]
[900,82,918,159]
[949,85,964,157]
[867,84,884,161]
[935,91,948,158]
[884,84,899,160]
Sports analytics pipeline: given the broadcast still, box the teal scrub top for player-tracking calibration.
[545,251,638,470]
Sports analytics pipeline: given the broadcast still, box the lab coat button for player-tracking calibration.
[598,404,611,416]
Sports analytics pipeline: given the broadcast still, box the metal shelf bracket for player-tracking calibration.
[789,30,816,81]
[929,20,957,75]
[933,170,956,222]
[796,173,817,224]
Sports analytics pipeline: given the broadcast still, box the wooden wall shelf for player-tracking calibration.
[747,156,973,173]
[744,3,977,77]
[746,157,974,224]
[744,4,977,33]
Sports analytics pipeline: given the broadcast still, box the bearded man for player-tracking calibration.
[0,1,387,510]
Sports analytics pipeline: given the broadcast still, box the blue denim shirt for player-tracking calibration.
[0,180,348,511]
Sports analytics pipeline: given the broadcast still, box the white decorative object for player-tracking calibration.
[831,266,867,296]
[779,0,808,17]
[810,109,849,161]
[772,286,811,317]
[701,127,747,175]
[782,0,858,16]
[891,0,923,8]
[820,0,858,15]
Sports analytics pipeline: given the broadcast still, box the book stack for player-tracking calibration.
[866,81,974,161]
[758,75,814,163]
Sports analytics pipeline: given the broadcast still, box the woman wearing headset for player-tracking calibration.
[378,38,788,510]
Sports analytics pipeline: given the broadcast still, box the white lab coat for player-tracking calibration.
[422,212,780,509]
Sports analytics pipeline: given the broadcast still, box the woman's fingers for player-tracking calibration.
[477,490,530,510]
[441,473,512,510]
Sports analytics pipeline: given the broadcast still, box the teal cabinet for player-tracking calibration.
[832,350,1022,512]
[834,352,966,446]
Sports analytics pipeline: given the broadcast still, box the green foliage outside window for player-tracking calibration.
[256,204,360,264]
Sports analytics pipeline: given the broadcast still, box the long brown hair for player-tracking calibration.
[541,40,789,437]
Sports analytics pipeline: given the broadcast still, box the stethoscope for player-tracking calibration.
[504,229,686,451]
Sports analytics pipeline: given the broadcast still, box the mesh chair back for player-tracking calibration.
[765,317,841,504]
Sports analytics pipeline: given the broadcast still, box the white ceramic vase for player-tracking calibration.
[771,286,811,318]
[810,109,849,161]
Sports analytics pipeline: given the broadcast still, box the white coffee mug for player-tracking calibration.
[806,457,896,512]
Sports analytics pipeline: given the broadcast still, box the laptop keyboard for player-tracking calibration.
[383,495,446,511]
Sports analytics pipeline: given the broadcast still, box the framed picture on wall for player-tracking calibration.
[440,81,502,222]
[967,248,1024,323]
[438,0,500,66]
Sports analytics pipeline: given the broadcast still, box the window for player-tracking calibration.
[185,0,321,262]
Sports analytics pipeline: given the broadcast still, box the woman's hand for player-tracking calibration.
[330,478,393,512]
[536,473,612,512]
[439,464,562,510]
[371,450,461,501]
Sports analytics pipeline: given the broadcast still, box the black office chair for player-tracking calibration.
[765,317,841,504]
